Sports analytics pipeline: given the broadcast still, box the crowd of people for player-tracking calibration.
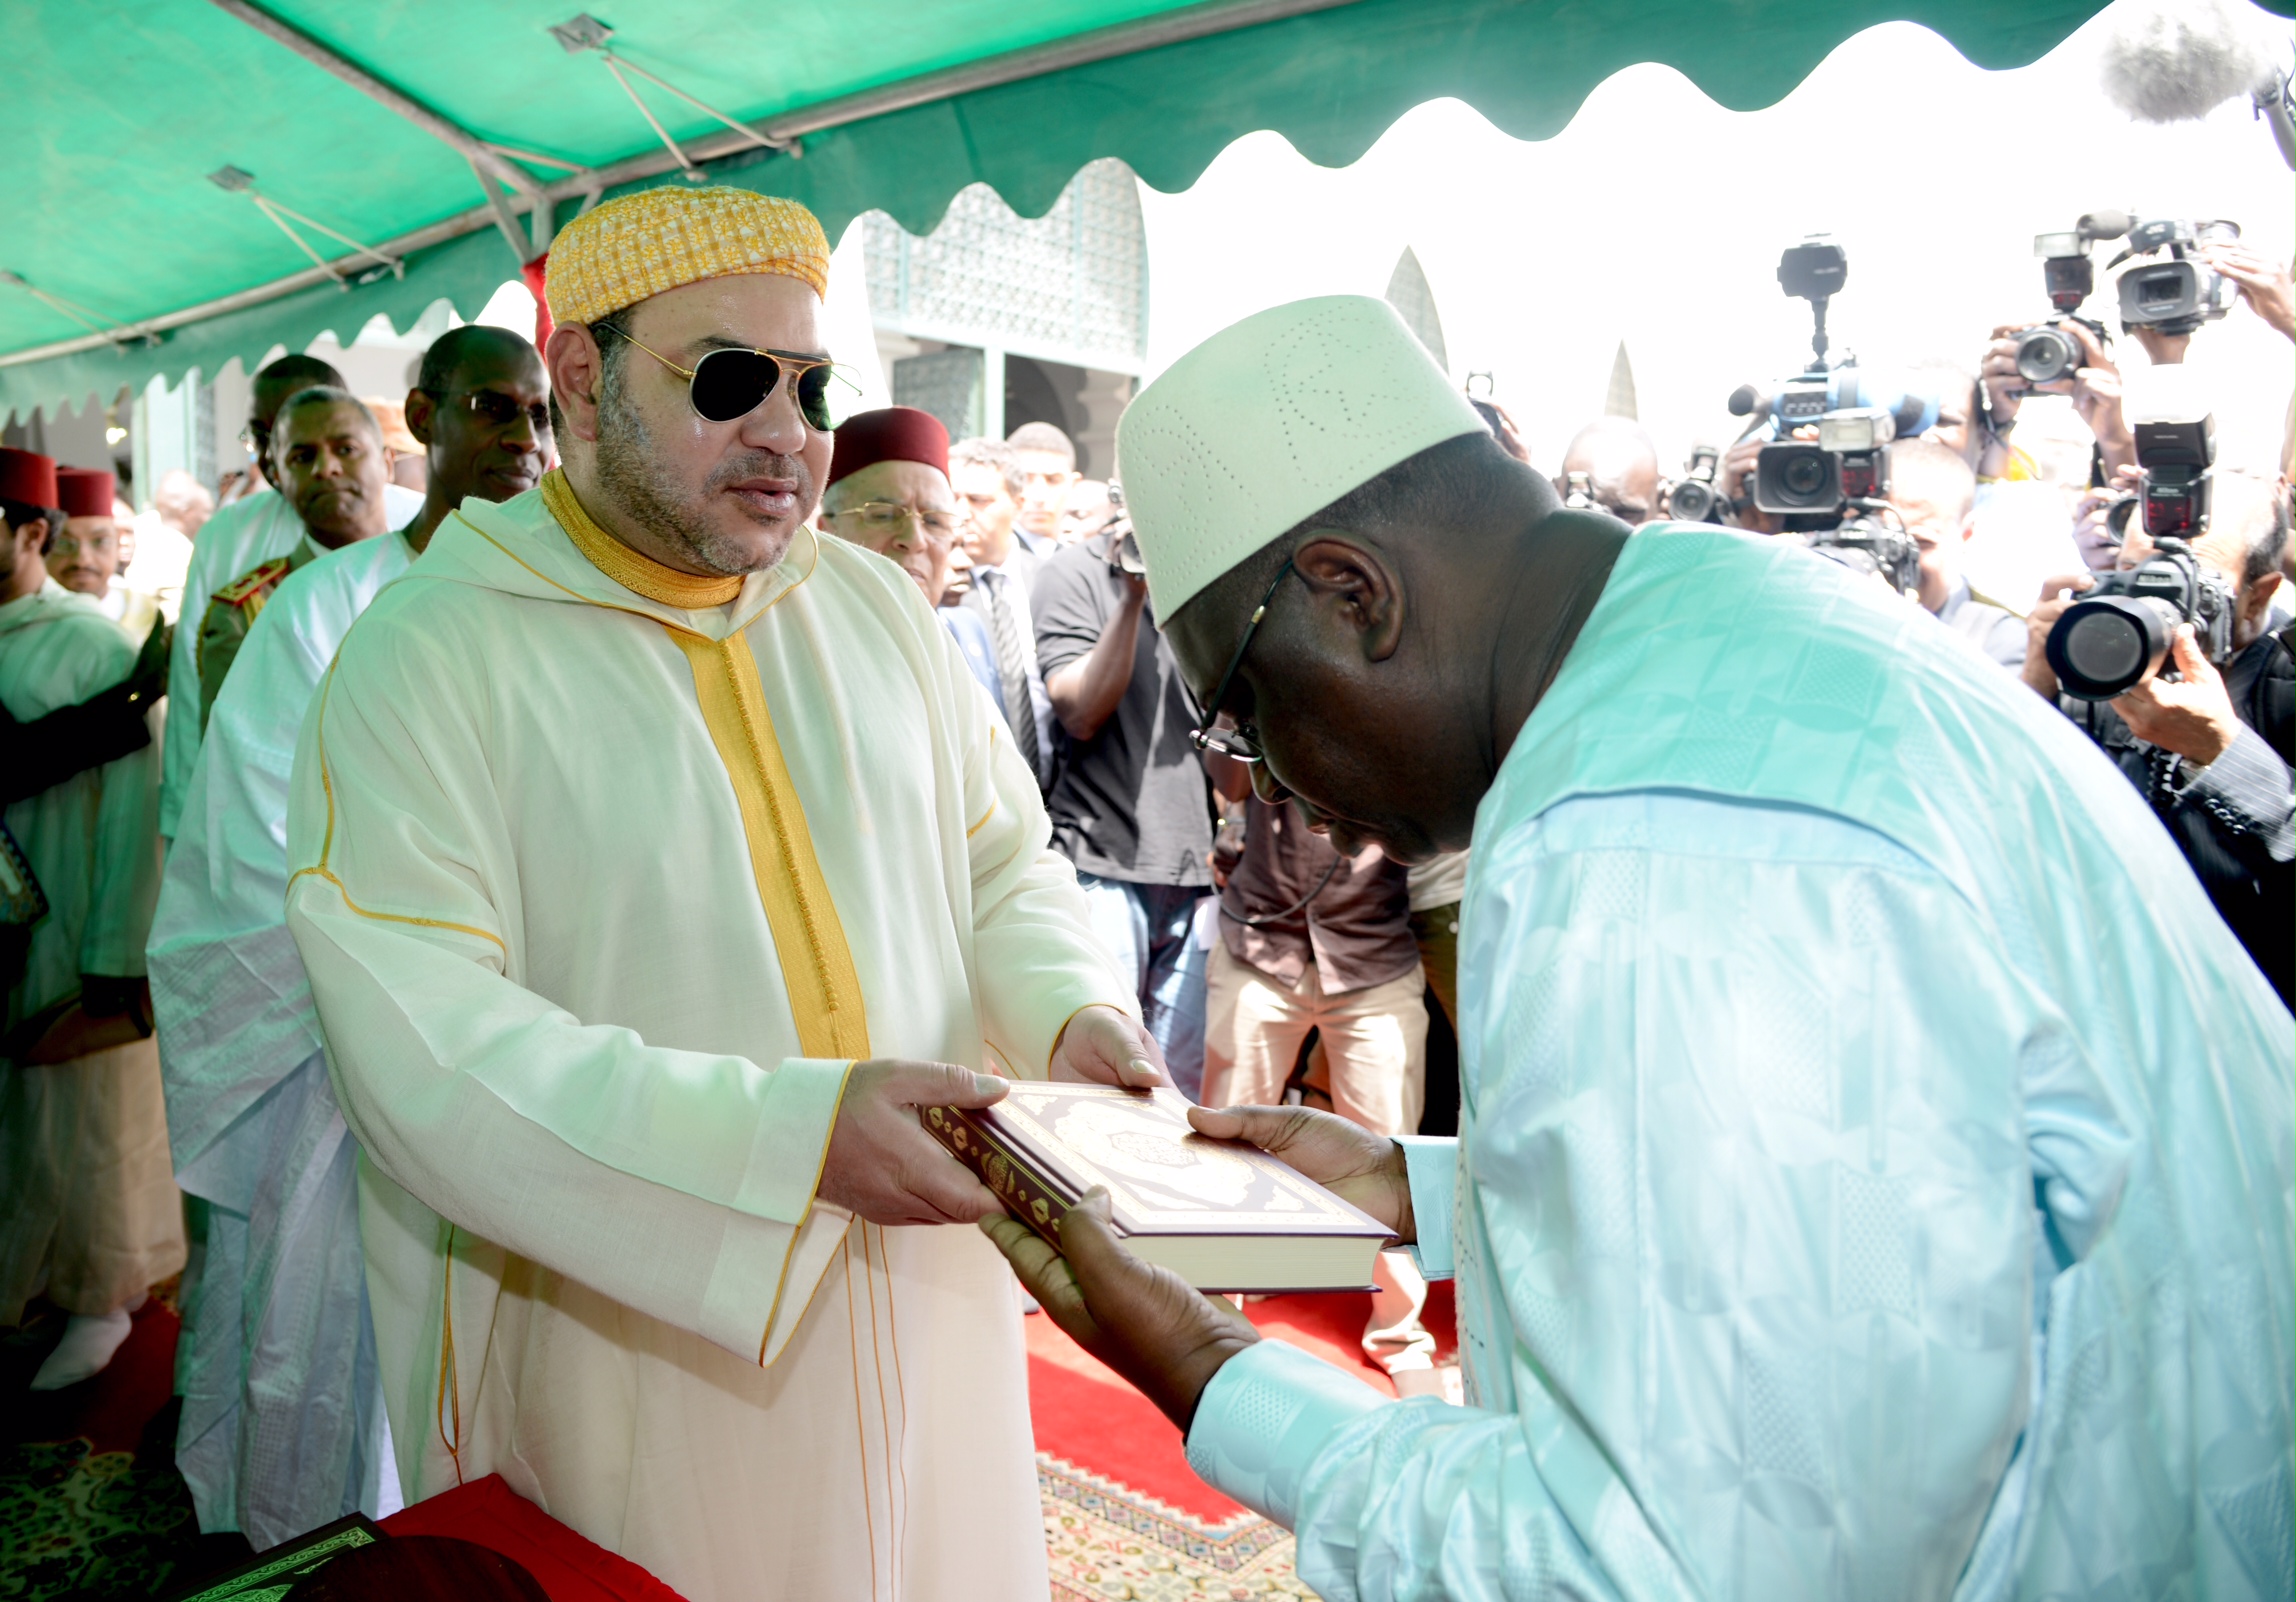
[0,175,2287,1601]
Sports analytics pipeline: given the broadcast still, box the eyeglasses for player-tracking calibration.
[833,501,960,541]
[1187,557,1296,767]
[430,388,551,436]
[600,324,849,432]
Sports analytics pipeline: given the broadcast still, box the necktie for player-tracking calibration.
[983,570,1041,778]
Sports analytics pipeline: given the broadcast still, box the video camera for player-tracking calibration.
[2044,408,2233,700]
[2107,216,2243,336]
[2010,212,2125,386]
[1723,238,1931,593]
[1665,445,1724,523]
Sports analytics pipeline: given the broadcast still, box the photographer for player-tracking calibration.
[1979,317,2135,483]
[1556,416,1660,524]
[1889,439,2028,668]
[2023,470,2292,1003]
[1032,503,1215,1086]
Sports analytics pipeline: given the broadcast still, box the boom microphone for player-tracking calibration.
[2098,0,2295,168]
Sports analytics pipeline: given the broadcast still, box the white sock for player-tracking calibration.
[30,1308,135,1391]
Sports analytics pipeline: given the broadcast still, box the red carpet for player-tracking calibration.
[14,1296,181,1454]
[1025,1281,1457,1518]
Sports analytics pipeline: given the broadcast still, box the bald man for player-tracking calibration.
[1556,415,1660,524]
[1886,438,2027,669]
[153,327,549,1545]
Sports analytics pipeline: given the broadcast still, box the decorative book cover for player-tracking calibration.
[163,1513,385,1601]
[924,1083,1393,1292]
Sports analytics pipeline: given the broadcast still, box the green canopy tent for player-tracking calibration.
[2,0,2250,424]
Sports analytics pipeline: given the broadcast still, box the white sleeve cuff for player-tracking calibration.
[1184,1339,1389,1528]
[733,1057,854,1224]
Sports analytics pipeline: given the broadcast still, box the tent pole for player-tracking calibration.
[208,0,569,254]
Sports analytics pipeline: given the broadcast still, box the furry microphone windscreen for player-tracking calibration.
[2098,0,2283,123]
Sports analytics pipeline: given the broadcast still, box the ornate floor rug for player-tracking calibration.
[1040,1454,1316,1602]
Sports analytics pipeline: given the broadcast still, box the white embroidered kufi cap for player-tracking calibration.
[1114,295,1485,619]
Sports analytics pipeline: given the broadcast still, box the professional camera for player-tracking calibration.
[2011,213,2124,386]
[2044,409,2232,700]
[1726,238,1942,523]
[1803,510,1923,597]
[1666,445,1723,523]
[2110,217,2243,336]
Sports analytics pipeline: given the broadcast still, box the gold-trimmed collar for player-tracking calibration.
[540,468,744,609]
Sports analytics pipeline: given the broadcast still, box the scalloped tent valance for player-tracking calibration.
[2,0,2233,418]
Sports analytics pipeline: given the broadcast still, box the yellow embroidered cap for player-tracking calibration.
[544,185,831,328]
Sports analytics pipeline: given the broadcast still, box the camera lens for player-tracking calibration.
[1669,480,1715,522]
[2016,328,2077,385]
[1782,455,1828,497]
[2046,594,2176,700]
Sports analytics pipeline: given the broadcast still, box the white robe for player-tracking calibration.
[1183,526,2293,1600]
[1,581,180,1320]
[160,484,422,839]
[150,529,414,1545]
[282,482,1132,1601]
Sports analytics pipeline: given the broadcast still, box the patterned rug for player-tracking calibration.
[0,1291,250,1602]
[0,1434,203,1602]
[1040,1455,1316,1602]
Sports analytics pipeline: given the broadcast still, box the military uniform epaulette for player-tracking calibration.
[196,543,317,736]
[213,556,293,610]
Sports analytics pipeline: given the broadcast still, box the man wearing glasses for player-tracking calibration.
[150,325,546,1548]
[989,295,2292,1599]
[818,405,1006,719]
[158,355,424,843]
[279,186,1156,1601]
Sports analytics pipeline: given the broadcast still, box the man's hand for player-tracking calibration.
[1048,1003,1166,1088]
[983,1190,1259,1430]
[1717,438,1782,535]
[24,1004,147,1065]
[2112,625,2242,766]
[2067,353,2135,476]
[1980,323,2030,428]
[2200,243,2294,342]
[2024,572,2096,700]
[1187,1103,1415,1241]
[817,1060,1011,1226]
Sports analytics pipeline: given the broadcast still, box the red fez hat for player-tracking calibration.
[56,468,117,520]
[0,447,59,509]
[827,406,950,490]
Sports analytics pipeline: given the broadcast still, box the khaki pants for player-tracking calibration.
[1200,944,1429,1136]
[1201,947,1437,1378]
[0,1034,186,1322]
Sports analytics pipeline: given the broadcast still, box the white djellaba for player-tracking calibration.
[149,526,417,1546]
[281,473,1135,1601]
[0,579,182,1386]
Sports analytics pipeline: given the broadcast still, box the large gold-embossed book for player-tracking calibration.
[924,1083,1393,1291]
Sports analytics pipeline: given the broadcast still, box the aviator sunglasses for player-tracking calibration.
[599,323,849,432]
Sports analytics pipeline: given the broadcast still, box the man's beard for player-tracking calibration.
[595,384,811,577]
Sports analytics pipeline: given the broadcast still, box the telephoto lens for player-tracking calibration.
[2046,593,2178,700]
